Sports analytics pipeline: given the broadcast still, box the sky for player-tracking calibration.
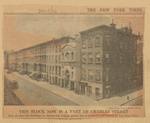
[3,14,144,52]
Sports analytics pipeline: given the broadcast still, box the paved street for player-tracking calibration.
[4,70,143,106]
[4,72,78,106]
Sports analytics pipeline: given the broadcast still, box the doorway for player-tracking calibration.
[81,85,85,94]
[70,81,74,90]
[65,70,70,88]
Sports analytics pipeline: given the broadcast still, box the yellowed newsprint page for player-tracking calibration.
[3,5,145,119]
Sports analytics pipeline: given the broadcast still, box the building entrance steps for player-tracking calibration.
[12,71,143,106]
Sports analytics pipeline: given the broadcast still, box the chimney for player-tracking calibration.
[110,19,116,29]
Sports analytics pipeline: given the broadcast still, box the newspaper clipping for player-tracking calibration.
[3,5,145,119]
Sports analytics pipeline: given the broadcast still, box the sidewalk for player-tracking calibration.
[11,71,143,106]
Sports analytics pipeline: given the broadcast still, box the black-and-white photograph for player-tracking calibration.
[3,8,144,106]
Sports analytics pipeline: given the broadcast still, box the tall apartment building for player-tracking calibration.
[7,21,141,100]
[79,21,138,100]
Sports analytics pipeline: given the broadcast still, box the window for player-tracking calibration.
[88,70,93,81]
[55,55,57,63]
[106,68,109,82]
[82,70,86,80]
[106,53,109,63]
[82,53,86,63]
[52,55,54,63]
[82,40,86,48]
[43,47,46,54]
[96,70,100,82]
[71,52,74,60]
[59,45,61,52]
[47,66,48,73]
[49,47,51,53]
[52,66,54,74]
[49,76,51,83]
[59,55,61,63]
[88,38,93,48]
[65,52,70,60]
[55,46,57,52]
[95,37,100,47]
[52,46,54,52]
[47,56,48,63]
[95,88,100,96]
[43,65,46,73]
[71,67,74,79]
[55,66,57,75]
[96,52,100,63]
[88,53,93,64]
[62,53,64,60]
[59,66,61,76]
[88,86,92,94]
[106,37,110,45]
[49,56,51,63]
[49,66,51,74]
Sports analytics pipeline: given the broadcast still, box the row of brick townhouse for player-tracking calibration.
[7,20,142,100]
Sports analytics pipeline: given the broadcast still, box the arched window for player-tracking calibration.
[65,52,70,60]
[71,52,74,60]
